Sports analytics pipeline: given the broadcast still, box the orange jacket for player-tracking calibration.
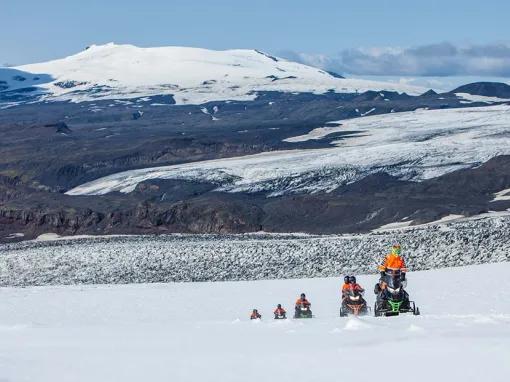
[274,307,286,315]
[295,298,310,307]
[378,254,407,271]
[342,283,364,294]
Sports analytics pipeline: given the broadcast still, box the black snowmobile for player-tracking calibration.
[374,269,420,317]
[294,304,313,319]
[340,288,369,317]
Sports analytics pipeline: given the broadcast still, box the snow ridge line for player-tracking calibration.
[0,215,509,286]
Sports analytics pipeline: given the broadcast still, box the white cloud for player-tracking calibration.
[280,42,510,78]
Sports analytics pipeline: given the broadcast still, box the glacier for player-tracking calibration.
[67,104,510,196]
[1,213,509,286]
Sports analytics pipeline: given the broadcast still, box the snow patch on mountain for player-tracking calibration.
[492,188,510,202]
[373,210,510,232]
[67,105,510,197]
[3,43,424,106]
[455,92,510,104]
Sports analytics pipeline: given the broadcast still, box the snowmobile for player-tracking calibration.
[340,288,369,317]
[250,309,262,320]
[294,304,313,319]
[374,269,420,317]
[274,304,287,319]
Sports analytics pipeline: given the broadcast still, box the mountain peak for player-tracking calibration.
[451,82,510,98]
[2,44,425,107]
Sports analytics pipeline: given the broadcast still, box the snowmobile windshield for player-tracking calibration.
[346,288,362,298]
[385,270,402,289]
[348,293,360,301]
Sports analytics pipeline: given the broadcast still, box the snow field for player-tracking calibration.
[0,262,509,382]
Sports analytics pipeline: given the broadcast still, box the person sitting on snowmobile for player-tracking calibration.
[274,304,287,318]
[378,244,407,273]
[341,276,368,316]
[295,293,311,309]
[250,309,262,320]
[375,244,408,294]
[342,276,364,298]
[341,275,351,297]
[348,276,365,293]
[294,293,312,318]
[343,276,366,303]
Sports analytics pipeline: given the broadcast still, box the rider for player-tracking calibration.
[295,293,311,310]
[375,244,408,294]
[341,275,351,297]
[250,309,262,320]
[274,304,286,317]
[348,276,365,293]
[343,276,366,308]
[342,276,364,298]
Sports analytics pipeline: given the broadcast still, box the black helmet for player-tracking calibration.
[349,276,356,284]
[300,293,306,299]
[277,304,282,308]
[344,275,350,283]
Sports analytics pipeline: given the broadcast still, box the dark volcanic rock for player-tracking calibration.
[54,80,88,89]
[0,88,506,240]
[325,70,344,79]
[12,75,26,82]
[451,82,510,98]
[2,156,510,241]
[44,122,73,134]
[132,110,144,120]
[421,89,438,97]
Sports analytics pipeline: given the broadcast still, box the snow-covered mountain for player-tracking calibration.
[1,43,424,105]
[3,43,510,238]
[67,104,510,196]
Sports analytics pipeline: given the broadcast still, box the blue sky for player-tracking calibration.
[2,0,510,81]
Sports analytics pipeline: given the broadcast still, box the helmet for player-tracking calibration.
[344,275,350,283]
[349,276,356,284]
[391,244,402,256]
[300,293,306,299]
[277,304,282,308]
[253,309,258,313]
